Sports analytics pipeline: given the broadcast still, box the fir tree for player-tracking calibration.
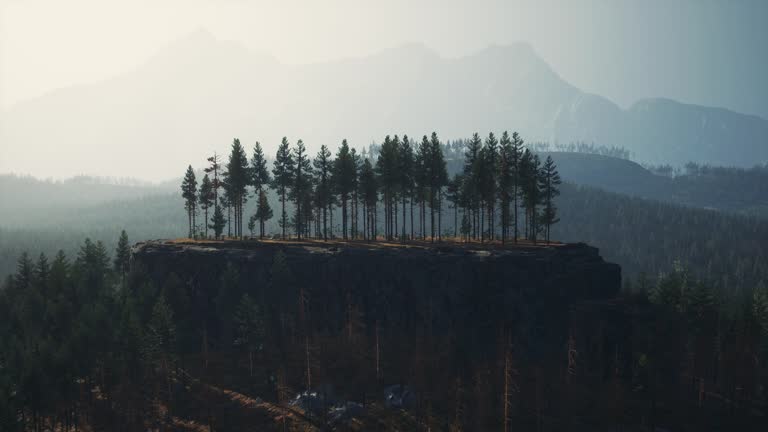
[34,253,50,296]
[210,204,226,239]
[114,230,130,279]
[199,174,214,238]
[359,158,378,241]
[481,132,498,240]
[234,294,266,377]
[539,155,562,243]
[255,189,273,239]
[334,139,356,240]
[272,137,295,239]
[415,135,432,239]
[446,174,463,239]
[290,139,312,239]
[205,152,223,216]
[463,133,482,240]
[399,135,416,241]
[498,131,513,243]
[376,135,400,240]
[224,138,250,239]
[313,145,333,240]
[428,132,448,241]
[250,141,271,194]
[510,132,524,243]
[181,165,198,238]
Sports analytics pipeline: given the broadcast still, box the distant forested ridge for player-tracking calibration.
[2,135,767,294]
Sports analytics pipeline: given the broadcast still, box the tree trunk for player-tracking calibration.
[410,200,414,240]
[454,203,458,239]
[281,191,286,239]
[402,196,407,242]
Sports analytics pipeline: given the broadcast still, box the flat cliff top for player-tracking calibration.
[133,237,587,258]
[131,238,610,269]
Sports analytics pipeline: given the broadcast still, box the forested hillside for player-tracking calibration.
[2,173,766,302]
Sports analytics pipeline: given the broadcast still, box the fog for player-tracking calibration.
[1,0,767,180]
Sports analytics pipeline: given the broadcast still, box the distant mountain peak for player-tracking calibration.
[369,42,441,62]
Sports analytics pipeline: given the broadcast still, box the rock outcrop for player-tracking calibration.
[132,239,620,361]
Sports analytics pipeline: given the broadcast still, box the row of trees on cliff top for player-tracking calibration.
[180,131,561,244]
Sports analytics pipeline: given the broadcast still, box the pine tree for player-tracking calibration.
[255,189,273,239]
[216,264,242,348]
[359,158,378,241]
[199,174,214,238]
[498,132,513,244]
[290,139,312,240]
[250,141,271,194]
[234,294,266,377]
[334,139,356,240]
[248,215,257,237]
[399,135,416,241]
[250,142,271,239]
[481,132,498,240]
[210,204,226,239]
[510,133,524,243]
[350,148,361,239]
[519,149,543,242]
[539,155,562,243]
[313,145,333,240]
[446,174,463,239]
[34,253,50,296]
[205,152,223,218]
[376,136,400,240]
[428,132,448,241]
[181,165,198,238]
[752,281,768,338]
[114,230,130,279]
[272,137,295,239]
[415,136,432,239]
[463,133,482,241]
[50,250,69,299]
[220,180,233,237]
[224,138,250,239]
[144,296,176,403]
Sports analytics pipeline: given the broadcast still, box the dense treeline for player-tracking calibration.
[3,164,766,299]
[664,163,768,217]
[554,183,768,301]
[0,233,135,431]
[1,230,767,430]
[181,132,561,244]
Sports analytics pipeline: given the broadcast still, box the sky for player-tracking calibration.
[1,0,767,119]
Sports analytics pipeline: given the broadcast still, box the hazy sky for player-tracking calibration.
[1,0,767,118]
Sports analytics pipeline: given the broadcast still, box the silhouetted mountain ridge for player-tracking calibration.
[2,32,766,180]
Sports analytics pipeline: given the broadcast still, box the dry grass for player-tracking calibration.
[167,236,564,251]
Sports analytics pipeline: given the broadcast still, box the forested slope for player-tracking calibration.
[2,178,766,301]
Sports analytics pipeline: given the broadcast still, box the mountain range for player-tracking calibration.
[2,29,767,180]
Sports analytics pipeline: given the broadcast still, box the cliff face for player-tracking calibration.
[132,240,620,360]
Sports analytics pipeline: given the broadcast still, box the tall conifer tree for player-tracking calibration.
[181,165,198,238]
[313,145,333,240]
[199,174,214,238]
[272,137,295,239]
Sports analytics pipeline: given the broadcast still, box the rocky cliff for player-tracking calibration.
[132,239,620,359]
